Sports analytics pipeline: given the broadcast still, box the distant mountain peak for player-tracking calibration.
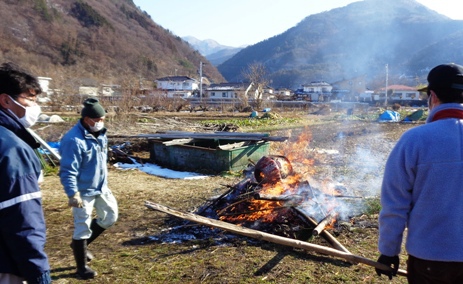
[182,36,238,56]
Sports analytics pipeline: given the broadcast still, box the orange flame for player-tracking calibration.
[220,127,342,225]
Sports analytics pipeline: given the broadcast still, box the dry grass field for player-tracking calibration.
[36,108,419,283]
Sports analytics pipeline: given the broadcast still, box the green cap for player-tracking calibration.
[81,98,106,118]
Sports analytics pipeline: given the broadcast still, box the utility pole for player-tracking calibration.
[199,61,203,102]
[385,64,389,107]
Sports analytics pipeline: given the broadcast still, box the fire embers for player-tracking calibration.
[254,155,294,184]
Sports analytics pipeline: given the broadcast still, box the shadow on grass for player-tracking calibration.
[50,266,77,280]
[254,242,353,276]
[122,230,354,276]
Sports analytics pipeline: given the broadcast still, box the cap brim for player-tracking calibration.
[417,86,428,92]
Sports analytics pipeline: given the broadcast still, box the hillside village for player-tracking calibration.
[37,72,427,113]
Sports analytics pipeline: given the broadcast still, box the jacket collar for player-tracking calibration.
[426,103,463,123]
[0,108,40,149]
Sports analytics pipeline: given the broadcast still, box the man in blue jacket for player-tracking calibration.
[0,62,51,283]
[59,98,118,280]
[376,63,463,283]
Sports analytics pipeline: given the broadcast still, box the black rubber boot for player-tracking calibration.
[70,241,94,262]
[72,239,97,279]
[70,219,105,262]
[87,219,106,245]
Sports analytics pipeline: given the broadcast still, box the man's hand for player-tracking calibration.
[68,192,83,208]
[376,255,399,280]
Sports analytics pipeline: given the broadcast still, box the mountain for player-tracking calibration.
[0,0,224,92]
[182,36,226,56]
[182,36,243,66]
[206,47,243,66]
[218,0,463,89]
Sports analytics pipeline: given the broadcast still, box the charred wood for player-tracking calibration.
[292,207,351,255]
[313,212,338,236]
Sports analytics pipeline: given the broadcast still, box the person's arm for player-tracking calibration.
[59,136,83,198]
[376,137,414,278]
[378,138,414,256]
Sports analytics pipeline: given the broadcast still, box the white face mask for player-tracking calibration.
[89,119,105,132]
[8,95,41,128]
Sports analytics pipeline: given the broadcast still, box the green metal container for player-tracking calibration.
[149,139,270,174]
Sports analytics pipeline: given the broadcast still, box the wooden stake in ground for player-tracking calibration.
[144,201,407,277]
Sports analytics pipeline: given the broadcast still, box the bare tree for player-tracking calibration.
[242,62,269,110]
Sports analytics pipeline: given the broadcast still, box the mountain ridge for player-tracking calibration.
[218,0,463,89]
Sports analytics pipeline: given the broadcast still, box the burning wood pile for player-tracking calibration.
[144,132,408,276]
[199,155,355,242]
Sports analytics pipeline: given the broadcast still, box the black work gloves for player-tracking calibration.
[376,254,399,280]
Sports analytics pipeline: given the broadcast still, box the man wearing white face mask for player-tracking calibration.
[59,98,118,280]
[0,62,51,284]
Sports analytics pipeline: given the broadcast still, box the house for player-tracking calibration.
[37,77,52,103]
[206,82,247,100]
[156,76,199,98]
[331,76,367,101]
[359,90,375,102]
[79,86,99,97]
[100,84,121,97]
[274,88,292,100]
[299,81,333,101]
[261,86,275,100]
[38,77,52,95]
[77,84,122,99]
[377,85,421,102]
[303,81,333,93]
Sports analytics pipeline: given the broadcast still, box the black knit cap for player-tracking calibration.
[81,98,106,118]
[418,63,463,92]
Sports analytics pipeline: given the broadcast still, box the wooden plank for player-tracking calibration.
[217,141,248,150]
[162,138,196,146]
[109,131,288,142]
[160,131,268,137]
[144,201,407,277]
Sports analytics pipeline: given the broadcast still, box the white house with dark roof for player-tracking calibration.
[206,82,247,100]
[156,76,199,98]
[300,81,333,101]
[302,81,333,93]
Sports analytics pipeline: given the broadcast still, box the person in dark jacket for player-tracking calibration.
[59,98,118,280]
[0,62,51,283]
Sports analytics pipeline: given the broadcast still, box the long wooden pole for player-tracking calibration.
[144,201,407,277]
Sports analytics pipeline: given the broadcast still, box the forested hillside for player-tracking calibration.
[0,0,224,93]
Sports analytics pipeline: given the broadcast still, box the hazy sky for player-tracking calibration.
[133,0,463,47]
